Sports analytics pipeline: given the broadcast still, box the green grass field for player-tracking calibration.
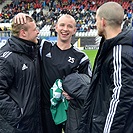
[83,49,98,68]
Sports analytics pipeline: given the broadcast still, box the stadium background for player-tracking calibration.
[0,0,132,67]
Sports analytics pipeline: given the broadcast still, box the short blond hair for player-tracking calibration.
[57,14,76,27]
[11,16,34,36]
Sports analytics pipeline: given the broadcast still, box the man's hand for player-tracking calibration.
[62,90,73,100]
[14,13,31,24]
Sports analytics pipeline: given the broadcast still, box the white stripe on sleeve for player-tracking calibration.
[103,45,122,133]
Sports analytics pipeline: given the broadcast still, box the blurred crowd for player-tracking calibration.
[0,0,5,4]
[0,0,132,34]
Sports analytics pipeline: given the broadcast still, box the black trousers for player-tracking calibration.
[42,107,65,133]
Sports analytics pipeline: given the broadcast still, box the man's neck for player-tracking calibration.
[57,42,72,50]
[105,26,122,40]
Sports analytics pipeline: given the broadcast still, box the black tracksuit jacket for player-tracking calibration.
[0,36,42,133]
[78,29,133,133]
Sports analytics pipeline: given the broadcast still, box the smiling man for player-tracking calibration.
[55,14,76,49]
[0,16,42,133]
[14,13,92,133]
[39,14,92,133]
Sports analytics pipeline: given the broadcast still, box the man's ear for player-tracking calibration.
[19,29,26,37]
[73,27,77,35]
[102,17,106,27]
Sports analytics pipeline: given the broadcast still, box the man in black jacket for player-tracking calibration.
[78,2,133,133]
[0,16,42,133]
[14,13,92,133]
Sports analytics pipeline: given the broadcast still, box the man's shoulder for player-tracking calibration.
[39,39,56,48]
[0,50,12,59]
[72,46,88,57]
[0,44,13,59]
[39,39,54,45]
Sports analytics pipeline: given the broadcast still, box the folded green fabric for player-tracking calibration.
[50,79,68,125]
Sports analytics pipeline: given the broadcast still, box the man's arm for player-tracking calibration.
[14,13,31,24]
[0,57,22,126]
[78,52,92,77]
[104,49,133,133]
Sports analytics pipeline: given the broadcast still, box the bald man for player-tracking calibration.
[40,14,91,133]
[14,13,92,133]
[55,14,77,50]
[96,2,124,38]
[78,2,133,133]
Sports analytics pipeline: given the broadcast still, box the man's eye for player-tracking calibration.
[60,24,64,26]
[68,25,73,28]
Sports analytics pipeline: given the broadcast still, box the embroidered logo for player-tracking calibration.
[68,56,75,63]
[22,64,28,70]
[46,52,51,58]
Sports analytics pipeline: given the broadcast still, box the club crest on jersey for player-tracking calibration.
[68,56,75,63]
